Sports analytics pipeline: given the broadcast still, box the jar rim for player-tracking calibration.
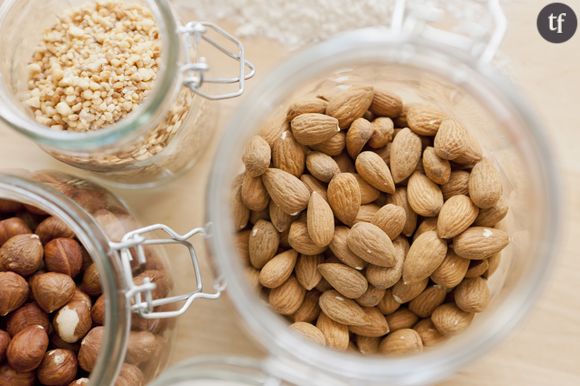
[207,28,561,385]
[0,0,181,151]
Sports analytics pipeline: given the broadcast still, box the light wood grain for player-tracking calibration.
[1,1,579,384]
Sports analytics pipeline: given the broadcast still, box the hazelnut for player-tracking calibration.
[0,364,34,386]
[31,272,76,313]
[68,378,89,386]
[35,216,75,244]
[115,363,144,386]
[50,333,80,353]
[91,294,105,325]
[0,272,29,316]
[15,210,42,232]
[70,288,92,308]
[0,217,31,245]
[78,326,103,372]
[6,302,50,336]
[37,349,78,385]
[94,209,136,243]
[0,234,43,276]
[80,247,92,270]
[7,325,49,372]
[0,199,22,213]
[44,238,83,277]
[134,270,170,299]
[53,300,92,343]
[80,263,102,296]
[23,204,48,216]
[131,314,162,334]
[0,330,10,362]
[126,330,160,365]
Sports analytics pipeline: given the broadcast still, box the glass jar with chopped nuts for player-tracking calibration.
[0,170,221,385]
[0,0,254,188]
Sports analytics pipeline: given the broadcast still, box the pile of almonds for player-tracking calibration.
[234,86,509,355]
[0,199,164,385]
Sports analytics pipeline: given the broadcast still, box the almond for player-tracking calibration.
[249,209,269,225]
[295,254,323,290]
[379,329,423,355]
[347,222,396,267]
[329,227,366,270]
[306,192,335,247]
[365,236,407,290]
[465,259,489,278]
[272,130,305,177]
[319,290,369,326]
[355,204,381,224]
[262,168,310,215]
[242,135,271,177]
[300,174,327,201]
[434,120,481,162]
[454,277,490,313]
[287,98,328,121]
[231,175,250,230]
[235,230,250,262]
[334,152,356,173]
[311,132,345,156]
[403,231,447,283]
[385,308,418,331]
[349,307,389,337]
[248,220,280,269]
[289,322,326,346]
[441,170,470,200]
[306,152,340,183]
[431,303,474,335]
[241,173,270,212]
[293,291,321,323]
[316,313,349,351]
[407,172,444,217]
[407,105,446,136]
[387,188,417,237]
[392,278,428,304]
[475,197,509,227]
[368,117,394,148]
[431,250,469,288]
[372,204,406,240]
[390,128,422,183]
[413,217,438,241]
[453,227,509,260]
[259,250,298,289]
[326,87,374,128]
[268,276,305,315]
[468,159,502,209]
[409,285,447,318]
[422,146,451,185]
[414,319,445,347]
[437,195,479,239]
[291,113,340,145]
[354,174,380,204]
[370,89,402,118]
[346,118,373,158]
[327,173,361,226]
[288,220,326,255]
[356,286,386,307]
[454,132,482,165]
[269,201,294,233]
[378,289,401,314]
[484,252,501,278]
[355,151,395,194]
[356,336,380,354]
[318,263,368,299]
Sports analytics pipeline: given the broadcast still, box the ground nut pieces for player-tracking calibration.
[26,1,160,132]
[234,86,510,356]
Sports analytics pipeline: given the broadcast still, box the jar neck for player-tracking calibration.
[0,0,181,152]
[0,171,131,386]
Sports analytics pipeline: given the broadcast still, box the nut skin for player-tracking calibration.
[126,330,160,365]
[91,294,105,325]
[44,238,84,277]
[37,349,78,385]
[0,272,29,316]
[53,299,92,343]
[0,199,22,213]
[78,326,104,372]
[35,216,75,244]
[68,378,89,386]
[31,272,76,313]
[0,234,43,276]
[6,302,50,336]
[0,330,10,362]
[80,263,102,296]
[7,325,49,372]
[0,364,34,386]
[115,363,145,386]
[133,270,170,299]
[0,217,32,245]
[50,333,80,353]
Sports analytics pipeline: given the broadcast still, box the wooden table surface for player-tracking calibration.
[1,1,579,385]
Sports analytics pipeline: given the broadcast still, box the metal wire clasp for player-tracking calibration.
[178,21,256,100]
[110,224,225,319]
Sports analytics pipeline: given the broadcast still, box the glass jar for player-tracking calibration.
[0,0,254,188]
[0,170,219,385]
[151,5,561,386]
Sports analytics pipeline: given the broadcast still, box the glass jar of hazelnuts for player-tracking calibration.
[0,0,254,188]
[0,170,222,386]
